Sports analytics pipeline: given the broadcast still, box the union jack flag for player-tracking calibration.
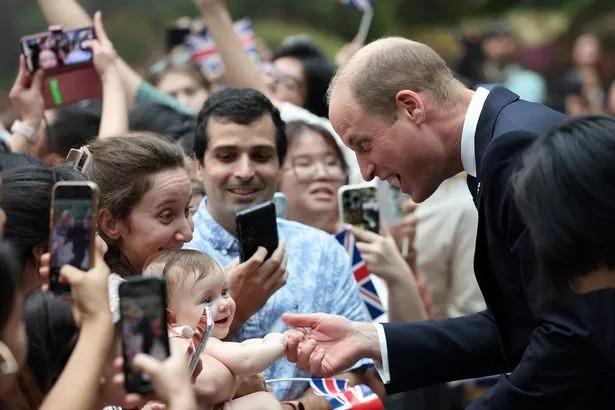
[309,377,349,397]
[310,379,383,410]
[335,229,385,320]
[338,0,374,12]
[185,18,260,81]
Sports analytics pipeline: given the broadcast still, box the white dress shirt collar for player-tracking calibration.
[460,87,490,177]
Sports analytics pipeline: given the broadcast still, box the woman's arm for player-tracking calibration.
[194,0,269,95]
[39,251,114,410]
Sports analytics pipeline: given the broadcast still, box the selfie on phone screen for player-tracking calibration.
[51,199,93,271]
[119,278,170,393]
[21,27,94,72]
[339,185,380,233]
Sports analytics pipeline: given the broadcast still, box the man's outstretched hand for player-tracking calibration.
[282,313,380,377]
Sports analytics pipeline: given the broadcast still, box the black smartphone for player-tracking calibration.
[21,26,95,73]
[338,183,380,233]
[235,201,279,262]
[119,277,170,394]
[49,181,98,294]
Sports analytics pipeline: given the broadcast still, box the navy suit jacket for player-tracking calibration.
[382,87,615,409]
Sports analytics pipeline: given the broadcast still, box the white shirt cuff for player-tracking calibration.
[374,323,390,384]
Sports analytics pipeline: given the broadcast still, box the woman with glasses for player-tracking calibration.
[278,120,426,323]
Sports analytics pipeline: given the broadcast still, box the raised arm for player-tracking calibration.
[84,12,128,137]
[194,0,269,95]
[205,333,286,376]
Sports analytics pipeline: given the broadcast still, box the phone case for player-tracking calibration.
[48,181,99,294]
[119,277,170,394]
[235,201,279,262]
[338,183,380,233]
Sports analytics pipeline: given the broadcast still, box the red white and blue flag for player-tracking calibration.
[309,377,349,397]
[338,0,374,12]
[336,230,385,320]
[309,379,383,410]
[185,18,260,81]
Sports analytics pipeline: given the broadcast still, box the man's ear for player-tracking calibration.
[395,90,426,125]
[194,157,204,180]
[99,208,122,241]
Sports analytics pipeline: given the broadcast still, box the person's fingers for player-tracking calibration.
[246,246,267,271]
[225,257,240,271]
[350,225,380,243]
[112,371,124,386]
[113,355,124,370]
[402,199,417,214]
[309,347,326,375]
[93,11,109,43]
[281,313,321,329]
[59,264,83,285]
[296,339,317,371]
[284,330,303,363]
[132,353,160,375]
[355,241,378,257]
[380,224,393,238]
[95,235,108,256]
[30,68,44,90]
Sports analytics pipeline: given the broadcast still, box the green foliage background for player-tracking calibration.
[1,0,613,92]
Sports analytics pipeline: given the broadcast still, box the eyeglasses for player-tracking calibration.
[0,340,18,377]
[262,63,305,95]
[284,154,346,183]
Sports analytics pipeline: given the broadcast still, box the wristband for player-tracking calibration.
[10,120,37,143]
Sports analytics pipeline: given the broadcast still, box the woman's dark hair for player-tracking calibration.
[514,115,615,288]
[87,133,186,276]
[0,240,21,332]
[285,120,348,180]
[149,63,211,94]
[23,291,77,394]
[47,101,102,157]
[1,165,85,268]
[195,87,287,166]
[272,37,336,118]
[129,102,197,155]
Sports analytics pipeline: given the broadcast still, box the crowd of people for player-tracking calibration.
[0,0,614,409]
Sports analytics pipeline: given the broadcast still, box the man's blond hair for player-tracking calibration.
[330,37,459,119]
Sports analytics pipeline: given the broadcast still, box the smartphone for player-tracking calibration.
[235,201,279,262]
[119,277,171,394]
[21,26,95,72]
[20,26,101,108]
[338,183,380,233]
[273,192,288,219]
[49,181,98,294]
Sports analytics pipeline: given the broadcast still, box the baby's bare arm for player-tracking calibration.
[170,337,236,405]
[205,333,286,376]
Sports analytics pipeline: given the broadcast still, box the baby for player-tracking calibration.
[144,249,285,410]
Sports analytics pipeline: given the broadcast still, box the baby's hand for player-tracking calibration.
[263,332,287,348]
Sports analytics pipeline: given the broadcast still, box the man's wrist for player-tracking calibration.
[351,321,381,361]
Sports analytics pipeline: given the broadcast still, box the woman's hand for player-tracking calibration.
[9,56,45,131]
[82,11,118,78]
[351,226,412,285]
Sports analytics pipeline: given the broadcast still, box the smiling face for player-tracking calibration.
[200,115,280,235]
[279,127,346,225]
[169,267,236,339]
[114,168,194,273]
[329,86,447,203]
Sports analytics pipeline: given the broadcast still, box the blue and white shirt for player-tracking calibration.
[185,199,370,400]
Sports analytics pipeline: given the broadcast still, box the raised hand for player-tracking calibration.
[9,56,45,130]
[225,242,288,334]
[82,11,118,77]
[282,313,379,377]
[351,225,412,284]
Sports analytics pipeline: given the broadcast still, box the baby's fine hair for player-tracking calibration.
[144,249,222,299]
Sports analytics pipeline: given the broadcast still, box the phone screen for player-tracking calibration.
[340,186,380,233]
[50,183,96,294]
[119,278,170,394]
[21,27,95,72]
